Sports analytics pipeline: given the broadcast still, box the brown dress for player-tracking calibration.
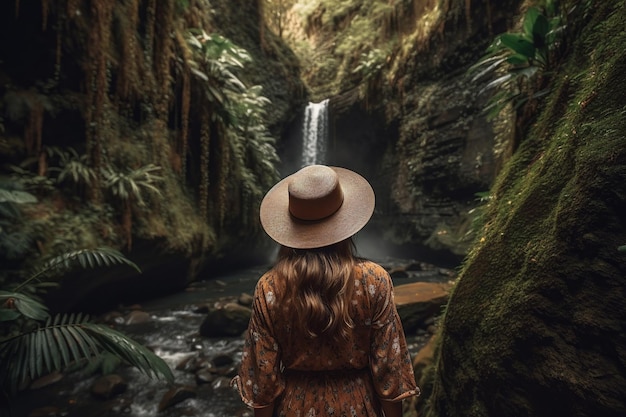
[232,260,420,416]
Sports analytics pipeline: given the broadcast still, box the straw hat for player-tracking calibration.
[259,165,375,249]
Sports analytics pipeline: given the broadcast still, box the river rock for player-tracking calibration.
[199,302,251,337]
[394,281,453,333]
[196,369,217,385]
[238,292,253,307]
[413,334,437,382]
[125,310,151,324]
[210,353,234,367]
[29,371,63,390]
[90,374,128,399]
[158,385,197,411]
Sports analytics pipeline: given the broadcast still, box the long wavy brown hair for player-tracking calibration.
[274,238,357,341]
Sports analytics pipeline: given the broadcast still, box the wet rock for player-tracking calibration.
[175,353,194,371]
[389,267,410,278]
[29,371,63,390]
[211,376,233,390]
[90,374,128,399]
[394,281,453,332]
[210,353,234,367]
[195,369,217,385]
[405,262,424,271]
[158,385,197,411]
[199,302,251,337]
[238,292,253,307]
[412,334,437,381]
[125,310,151,324]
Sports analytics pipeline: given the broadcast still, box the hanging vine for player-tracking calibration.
[199,109,210,219]
[179,69,190,176]
[217,124,229,229]
[83,0,114,201]
[115,0,140,100]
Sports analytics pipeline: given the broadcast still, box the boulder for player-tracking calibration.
[199,302,251,337]
[394,281,453,333]
[158,385,197,412]
[90,374,127,400]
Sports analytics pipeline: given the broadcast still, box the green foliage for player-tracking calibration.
[469,2,565,119]
[0,247,174,399]
[8,165,56,194]
[463,191,493,243]
[102,164,163,206]
[20,247,140,291]
[264,0,297,38]
[46,146,96,191]
[226,84,280,225]
[186,30,250,123]
[0,179,37,262]
[352,48,386,79]
[184,29,280,226]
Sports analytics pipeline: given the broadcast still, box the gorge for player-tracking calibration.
[1,0,625,417]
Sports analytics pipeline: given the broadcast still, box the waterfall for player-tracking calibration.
[301,99,329,166]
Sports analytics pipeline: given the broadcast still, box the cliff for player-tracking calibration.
[422,2,626,416]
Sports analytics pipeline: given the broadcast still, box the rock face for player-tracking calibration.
[281,0,524,259]
[422,3,626,417]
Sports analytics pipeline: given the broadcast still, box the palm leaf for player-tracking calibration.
[0,189,37,204]
[19,247,141,291]
[500,33,536,59]
[82,323,174,382]
[0,314,173,393]
[0,291,48,321]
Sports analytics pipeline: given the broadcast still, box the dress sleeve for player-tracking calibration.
[232,274,285,408]
[369,265,420,402]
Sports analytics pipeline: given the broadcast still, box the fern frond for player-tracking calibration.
[0,189,37,204]
[17,247,141,291]
[0,291,48,321]
[0,314,173,394]
[82,323,174,382]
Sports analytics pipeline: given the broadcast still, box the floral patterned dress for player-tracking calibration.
[232,260,420,416]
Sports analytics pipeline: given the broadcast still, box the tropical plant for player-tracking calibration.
[185,30,276,219]
[0,247,174,404]
[102,164,163,249]
[8,165,56,195]
[0,180,37,264]
[46,146,97,195]
[353,49,386,80]
[185,30,249,119]
[468,1,565,120]
[226,84,279,227]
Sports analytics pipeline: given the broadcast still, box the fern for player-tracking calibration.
[0,247,174,403]
[17,247,140,292]
[0,313,174,394]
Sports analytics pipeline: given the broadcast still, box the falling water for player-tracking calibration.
[301,99,329,166]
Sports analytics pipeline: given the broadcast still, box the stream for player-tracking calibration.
[9,258,451,417]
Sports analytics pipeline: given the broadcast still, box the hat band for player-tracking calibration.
[288,183,344,221]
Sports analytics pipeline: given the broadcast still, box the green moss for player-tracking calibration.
[424,2,626,416]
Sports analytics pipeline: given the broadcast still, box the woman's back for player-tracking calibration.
[231,165,419,416]
[234,260,419,416]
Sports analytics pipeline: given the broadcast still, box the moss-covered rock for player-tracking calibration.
[423,2,626,416]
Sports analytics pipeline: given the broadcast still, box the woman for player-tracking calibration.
[232,165,420,416]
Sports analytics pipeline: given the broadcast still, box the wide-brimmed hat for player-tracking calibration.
[259,165,375,249]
